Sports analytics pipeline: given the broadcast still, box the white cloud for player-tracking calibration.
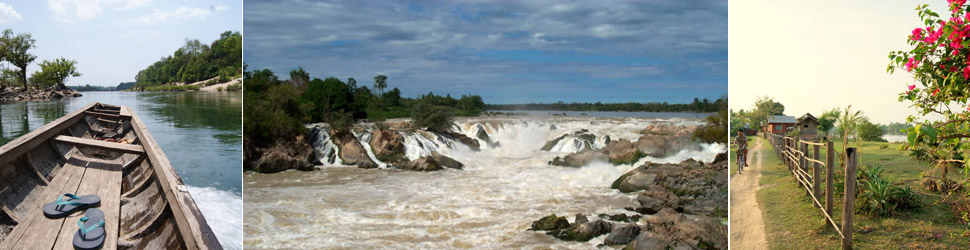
[125,5,226,25]
[47,0,151,22]
[0,2,22,24]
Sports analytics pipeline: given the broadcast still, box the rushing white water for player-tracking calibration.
[246,116,723,249]
[188,186,243,250]
[306,123,342,165]
[353,130,389,168]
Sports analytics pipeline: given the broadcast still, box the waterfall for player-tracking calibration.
[352,130,388,168]
[306,123,341,165]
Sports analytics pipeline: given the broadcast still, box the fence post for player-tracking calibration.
[842,147,857,250]
[813,143,821,208]
[826,140,834,216]
[787,138,793,171]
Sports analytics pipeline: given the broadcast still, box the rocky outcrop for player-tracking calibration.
[250,135,315,173]
[549,139,642,167]
[529,214,570,231]
[533,152,728,249]
[475,124,500,147]
[398,151,464,171]
[635,125,699,157]
[333,132,378,169]
[369,130,405,162]
[0,87,82,102]
[541,129,597,151]
[438,130,480,151]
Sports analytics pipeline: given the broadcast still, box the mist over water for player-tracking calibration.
[245,116,724,249]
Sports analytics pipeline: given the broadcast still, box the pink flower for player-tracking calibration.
[908,84,916,91]
[906,57,919,72]
[933,88,940,96]
[964,65,970,79]
[911,28,924,41]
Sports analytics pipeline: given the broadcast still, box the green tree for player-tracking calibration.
[836,105,863,167]
[289,67,309,87]
[347,77,357,91]
[373,74,388,95]
[411,100,454,132]
[6,30,36,91]
[30,58,81,90]
[818,108,841,137]
[858,118,887,142]
[748,96,785,128]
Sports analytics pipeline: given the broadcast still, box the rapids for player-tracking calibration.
[244,116,725,249]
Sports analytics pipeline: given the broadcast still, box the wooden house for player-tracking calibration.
[766,115,797,135]
[796,113,819,141]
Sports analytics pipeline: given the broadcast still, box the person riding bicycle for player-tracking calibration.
[736,129,749,169]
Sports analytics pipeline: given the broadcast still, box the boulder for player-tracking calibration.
[603,139,643,165]
[333,132,378,169]
[636,187,681,214]
[438,131,481,151]
[549,150,606,167]
[529,214,570,231]
[547,219,613,242]
[400,156,443,171]
[369,130,405,162]
[252,136,314,173]
[431,152,464,169]
[603,224,641,246]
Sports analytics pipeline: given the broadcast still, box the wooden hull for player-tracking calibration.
[0,103,221,250]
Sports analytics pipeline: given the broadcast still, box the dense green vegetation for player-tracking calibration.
[69,82,135,92]
[244,67,487,148]
[486,97,725,113]
[134,31,241,90]
[693,95,729,144]
[29,57,80,89]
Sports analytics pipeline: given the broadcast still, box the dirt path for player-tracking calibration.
[730,138,768,249]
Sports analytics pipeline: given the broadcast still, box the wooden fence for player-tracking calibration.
[768,134,857,250]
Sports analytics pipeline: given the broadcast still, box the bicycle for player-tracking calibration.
[737,149,745,174]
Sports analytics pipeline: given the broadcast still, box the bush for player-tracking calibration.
[693,109,727,144]
[411,101,454,132]
[225,82,241,91]
[857,165,921,217]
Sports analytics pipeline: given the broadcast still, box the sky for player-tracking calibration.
[730,0,947,124]
[244,0,727,104]
[0,0,242,87]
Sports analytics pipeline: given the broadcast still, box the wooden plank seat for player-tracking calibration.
[0,156,123,250]
[52,136,143,155]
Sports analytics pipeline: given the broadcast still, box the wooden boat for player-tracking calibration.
[0,103,220,249]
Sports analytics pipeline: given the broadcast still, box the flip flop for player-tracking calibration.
[73,208,105,250]
[43,193,101,218]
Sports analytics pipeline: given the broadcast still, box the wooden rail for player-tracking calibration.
[769,134,857,250]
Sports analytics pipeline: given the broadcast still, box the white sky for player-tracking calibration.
[730,0,949,124]
[0,0,241,87]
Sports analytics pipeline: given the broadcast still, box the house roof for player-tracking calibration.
[767,115,797,124]
[797,113,818,124]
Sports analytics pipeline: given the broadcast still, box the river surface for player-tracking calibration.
[244,116,725,249]
[0,92,242,249]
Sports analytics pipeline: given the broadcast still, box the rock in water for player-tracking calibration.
[603,139,643,165]
[547,219,613,242]
[549,150,606,167]
[603,224,640,245]
[400,156,443,171]
[252,136,314,173]
[369,130,405,162]
[333,132,378,168]
[529,214,570,231]
[431,152,464,169]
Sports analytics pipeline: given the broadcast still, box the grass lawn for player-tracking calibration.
[754,136,970,249]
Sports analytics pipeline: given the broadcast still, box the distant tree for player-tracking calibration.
[347,77,357,91]
[30,58,81,90]
[411,100,454,132]
[749,96,784,128]
[289,67,309,87]
[858,118,887,142]
[6,30,36,91]
[818,108,841,137]
[382,87,401,107]
[373,74,387,95]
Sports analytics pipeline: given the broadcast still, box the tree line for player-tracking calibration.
[0,29,82,91]
[134,31,241,89]
[244,67,487,149]
[486,97,725,113]
[731,96,904,142]
[69,82,135,92]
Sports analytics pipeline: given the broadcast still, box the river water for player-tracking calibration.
[244,116,725,249]
[0,92,242,250]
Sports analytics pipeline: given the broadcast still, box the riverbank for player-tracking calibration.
[0,86,81,102]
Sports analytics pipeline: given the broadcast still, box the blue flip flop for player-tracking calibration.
[73,208,105,250]
[43,193,101,218]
